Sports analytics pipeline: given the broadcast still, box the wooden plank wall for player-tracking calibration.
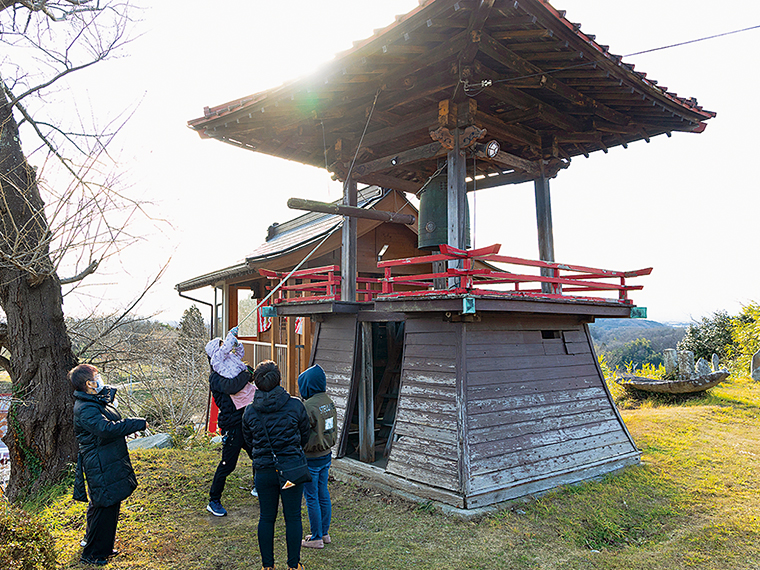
[310,314,358,453]
[464,314,639,503]
[385,316,462,493]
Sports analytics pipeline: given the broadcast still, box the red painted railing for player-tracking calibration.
[378,244,651,304]
[260,265,341,303]
[261,244,651,305]
[259,266,383,303]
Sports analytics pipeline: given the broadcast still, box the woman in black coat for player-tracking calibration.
[242,360,310,570]
[71,364,147,566]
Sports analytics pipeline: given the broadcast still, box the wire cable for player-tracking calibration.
[345,89,381,183]
[235,222,343,329]
[463,23,760,95]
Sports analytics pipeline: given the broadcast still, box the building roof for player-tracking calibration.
[188,0,714,193]
[175,186,405,292]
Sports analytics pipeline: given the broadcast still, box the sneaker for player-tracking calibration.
[288,565,305,570]
[301,535,324,549]
[251,488,258,497]
[322,533,331,544]
[206,500,227,517]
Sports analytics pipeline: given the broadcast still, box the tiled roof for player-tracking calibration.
[188,0,714,192]
[176,186,388,292]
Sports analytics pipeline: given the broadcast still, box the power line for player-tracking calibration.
[465,23,760,95]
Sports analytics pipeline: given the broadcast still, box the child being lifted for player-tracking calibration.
[205,326,258,517]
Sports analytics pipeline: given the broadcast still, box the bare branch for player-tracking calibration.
[73,262,168,359]
[58,257,97,284]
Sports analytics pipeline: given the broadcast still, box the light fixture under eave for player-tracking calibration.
[485,140,500,158]
[390,156,399,166]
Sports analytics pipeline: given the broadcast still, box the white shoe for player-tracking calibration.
[251,488,258,497]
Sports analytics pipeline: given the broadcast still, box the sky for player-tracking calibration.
[20,1,760,325]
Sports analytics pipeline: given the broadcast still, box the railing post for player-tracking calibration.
[382,267,391,294]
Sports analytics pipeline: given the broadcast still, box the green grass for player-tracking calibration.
[13,376,760,570]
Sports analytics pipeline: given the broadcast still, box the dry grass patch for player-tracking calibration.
[14,376,760,570]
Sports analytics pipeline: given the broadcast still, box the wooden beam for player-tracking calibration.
[287,198,416,225]
[358,322,375,464]
[352,141,445,178]
[467,171,536,191]
[479,32,630,126]
[457,0,496,64]
[353,173,422,194]
[474,110,541,150]
[341,178,357,302]
[358,108,439,150]
[472,143,539,174]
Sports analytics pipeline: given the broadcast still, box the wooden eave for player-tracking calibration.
[175,188,419,292]
[188,0,714,193]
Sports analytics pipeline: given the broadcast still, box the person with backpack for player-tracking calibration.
[298,364,338,549]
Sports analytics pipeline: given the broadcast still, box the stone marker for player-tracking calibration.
[127,432,172,450]
[696,358,711,377]
[664,349,678,376]
[678,350,695,380]
[712,353,720,372]
[752,349,760,382]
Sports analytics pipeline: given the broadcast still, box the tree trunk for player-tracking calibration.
[1,85,78,500]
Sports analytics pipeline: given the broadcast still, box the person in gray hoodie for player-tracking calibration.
[298,364,338,549]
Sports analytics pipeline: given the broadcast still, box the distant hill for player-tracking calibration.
[589,318,686,355]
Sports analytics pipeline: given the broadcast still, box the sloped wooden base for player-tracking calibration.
[305,299,640,509]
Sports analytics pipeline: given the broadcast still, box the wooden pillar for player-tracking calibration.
[341,177,357,302]
[534,168,556,294]
[287,315,296,395]
[270,316,277,361]
[358,322,375,463]
[303,317,312,369]
[447,131,467,286]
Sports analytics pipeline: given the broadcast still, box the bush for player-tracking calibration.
[0,501,56,570]
[728,302,760,377]
[139,394,174,428]
[678,311,736,361]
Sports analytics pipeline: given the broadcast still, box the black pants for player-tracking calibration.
[82,502,120,560]
[255,468,304,569]
[209,425,252,502]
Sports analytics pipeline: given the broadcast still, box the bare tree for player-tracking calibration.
[0,1,143,500]
[65,305,210,430]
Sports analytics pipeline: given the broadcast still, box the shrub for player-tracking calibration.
[0,501,56,570]
[727,302,760,377]
[678,311,737,361]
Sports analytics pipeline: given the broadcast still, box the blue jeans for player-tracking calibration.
[303,453,332,539]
